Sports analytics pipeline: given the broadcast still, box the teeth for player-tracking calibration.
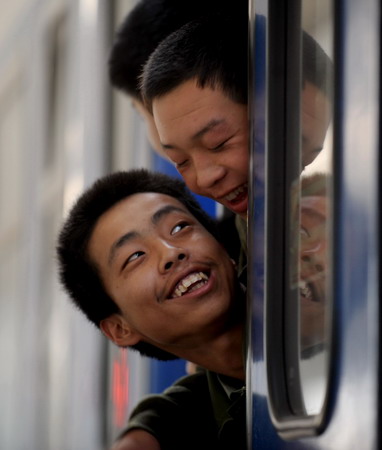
[225,184,247,202]
[188,281,205,293]
[299,280,312,300]
[172,272,209,298]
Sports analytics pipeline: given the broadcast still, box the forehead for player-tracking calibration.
[152,79,237,132]
[88,192,196,265]
[101,192,193,228]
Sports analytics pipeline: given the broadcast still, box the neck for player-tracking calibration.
[159,280,247,380]
[173,322,245,380]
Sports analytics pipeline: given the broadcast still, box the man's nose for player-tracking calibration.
[194,157,226,190]
[158,241,188,273]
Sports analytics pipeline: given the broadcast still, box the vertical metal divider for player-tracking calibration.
[265,0,305,422]
[282,0,305,417]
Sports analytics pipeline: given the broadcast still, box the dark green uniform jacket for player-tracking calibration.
[124,369,247,449]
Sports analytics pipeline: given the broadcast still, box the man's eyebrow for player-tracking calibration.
[191,118,224,141]
[108,231,138,266]
[161,119,224,150]
[152,205,186,225]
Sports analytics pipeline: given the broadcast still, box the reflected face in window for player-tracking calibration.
[301,81,332,170]
[299,194,328,354]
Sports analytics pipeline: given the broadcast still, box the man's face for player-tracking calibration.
[152,79,250,218]
[88,193,236,352]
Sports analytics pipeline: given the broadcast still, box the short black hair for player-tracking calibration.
[109,0,246,100]
[302,30,333,99]
[140,12,249,111]
[57,169,218,360]
[140,16,333,111]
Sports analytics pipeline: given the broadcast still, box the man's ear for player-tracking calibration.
[100,314,141,347]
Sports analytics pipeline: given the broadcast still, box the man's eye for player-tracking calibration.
[175,160,188,169]
[212,137,231,151]
[171,221,189,235]
[127,251,144,264]
[121,251,144,272]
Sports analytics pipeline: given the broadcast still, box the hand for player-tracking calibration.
[109,430,161,450]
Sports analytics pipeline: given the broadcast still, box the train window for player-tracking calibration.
[263,0,334,437]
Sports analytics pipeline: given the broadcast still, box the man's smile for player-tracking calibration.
[171,271,209,298]
[299,274,325,305]
[224,183,248,203]
[163,266,214,302]
[217,183,248,216]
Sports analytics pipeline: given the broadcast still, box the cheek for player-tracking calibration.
[238,154,250,177]
[178,168,200,194]
[111,273,157,316]
[229,145,249,178]
[216,249,237,285]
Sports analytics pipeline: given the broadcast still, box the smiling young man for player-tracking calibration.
[151,77,250,218]
[57,169,247,449]
[140,13,249,219]
[140,15,333,220]
[88,192,241,374]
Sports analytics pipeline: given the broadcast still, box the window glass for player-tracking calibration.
[288,0,334,416]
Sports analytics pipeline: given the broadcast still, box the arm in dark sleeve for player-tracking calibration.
[114,371,219,450]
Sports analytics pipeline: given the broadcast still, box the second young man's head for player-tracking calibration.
[57,169,240,361]
[141,14,250,217]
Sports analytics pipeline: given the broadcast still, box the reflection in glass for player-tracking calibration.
[289,3,333,416]
[299,174,331,414]
[300,179,328,356]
